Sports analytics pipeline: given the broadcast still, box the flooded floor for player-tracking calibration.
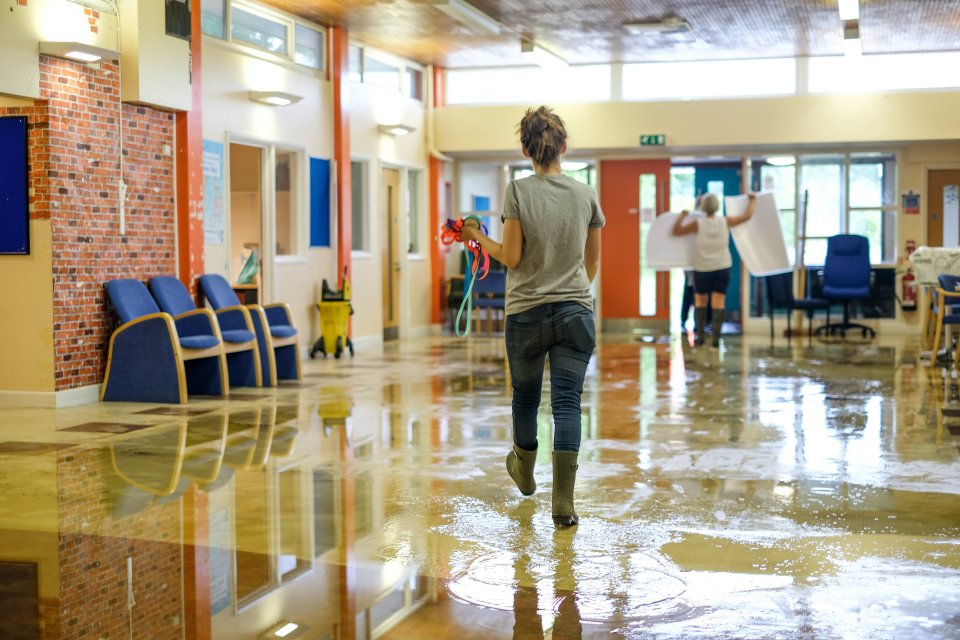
[1,334,959,639]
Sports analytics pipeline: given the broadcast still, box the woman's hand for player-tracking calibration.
[459,219,482,243]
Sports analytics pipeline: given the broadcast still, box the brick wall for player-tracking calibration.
[0,57,177,391]
[57,448,183,640]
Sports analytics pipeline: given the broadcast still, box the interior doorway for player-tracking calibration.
[598,159,672,330]
[229,142,265,304]
[382,167,401,341]
[927,169,960,247]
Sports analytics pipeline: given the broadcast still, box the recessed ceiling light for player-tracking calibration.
[432,0,501,36]
[624,16,691,35]
[838,0,859,21]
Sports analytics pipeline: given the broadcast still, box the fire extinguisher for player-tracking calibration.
[901,240,918,310]
[901,269,917,310]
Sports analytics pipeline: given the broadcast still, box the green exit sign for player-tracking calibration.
[640,134,666,146]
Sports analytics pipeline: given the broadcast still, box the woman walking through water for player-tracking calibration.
[459,106,605,527]
[672,192,756,347]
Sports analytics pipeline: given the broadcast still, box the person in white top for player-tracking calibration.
[672,192,756,346]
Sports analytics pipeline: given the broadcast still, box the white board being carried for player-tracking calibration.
[643,192,791,275]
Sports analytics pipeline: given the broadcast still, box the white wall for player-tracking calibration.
[0,0,120,98]
[201,38,433,346]
[201,39,336,347]
[348,82,429,341]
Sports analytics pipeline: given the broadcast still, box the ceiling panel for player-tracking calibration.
[258,0,960,68]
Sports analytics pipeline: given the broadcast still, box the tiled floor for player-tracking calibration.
[1,333,959,640]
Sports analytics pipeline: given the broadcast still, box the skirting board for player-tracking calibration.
[0,384,100,409]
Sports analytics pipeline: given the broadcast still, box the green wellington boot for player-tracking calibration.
[506,444,537,496]
[712,309,726,347]
[695,307,708,346]
[552,451,579,527]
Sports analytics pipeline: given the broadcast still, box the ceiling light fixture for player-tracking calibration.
[765,156,796,166]
[623,16,691,35]
[378,123,417,136]
[248,90,303,106]
[432,0,501,36]
[39,41,118,63]
[520,40,568,69]
[843,22,862,57]
[837,0,859,21]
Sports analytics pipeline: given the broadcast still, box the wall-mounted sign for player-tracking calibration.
[640,134,666,146]
[901,190,920,215]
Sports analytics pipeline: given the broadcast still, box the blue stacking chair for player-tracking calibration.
[102,279,228,403]
[199,274,301,386]
[150,276,262,388]
[473,270,506,333]
[928,274,960,367]
[817,234,876,339]
[765,270,830,342]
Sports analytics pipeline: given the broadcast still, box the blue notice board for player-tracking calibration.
[310,157,331,247]
[0,116,29,254]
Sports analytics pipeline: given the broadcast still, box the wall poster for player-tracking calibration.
[203,139,225,245]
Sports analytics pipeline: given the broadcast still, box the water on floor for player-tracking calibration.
[1,334,959,639]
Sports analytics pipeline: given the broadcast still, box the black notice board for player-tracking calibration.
[0,116,29,255]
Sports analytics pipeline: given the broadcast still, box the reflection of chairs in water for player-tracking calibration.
[198,405,301,489]
[108,414,228,517]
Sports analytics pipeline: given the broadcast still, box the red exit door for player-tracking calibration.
[599,159,672,322]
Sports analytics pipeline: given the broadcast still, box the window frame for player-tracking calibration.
[350,159,371,255]
[749,151,898,267]
[202,0,326,74]
[348,42,425,101]
[273,145,308,261]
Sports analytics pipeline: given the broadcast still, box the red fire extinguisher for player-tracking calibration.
[901,240,917,310]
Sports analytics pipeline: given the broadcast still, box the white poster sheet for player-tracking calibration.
[645,211,700,269]
[727,192,791,276]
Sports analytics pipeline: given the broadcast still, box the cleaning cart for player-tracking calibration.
[309,267,354,359]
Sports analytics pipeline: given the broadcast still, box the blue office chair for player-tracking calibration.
[816,234,876,339]
[765,270,830,342]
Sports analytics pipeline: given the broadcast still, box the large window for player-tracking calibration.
[623,58,796,101]
[351,160,367,252]
[231,3,288,55]
[809,52,960,94]
[203,0,325,71]
[447,66,611,105]
[750,153,896,266]
[348,44,424,101]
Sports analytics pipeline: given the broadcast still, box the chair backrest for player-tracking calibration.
[199,274,242,309]
[765,271,795,310]
[823,234,870,289]
[105,279,161,324]
[938,274,960,293]
[149,276,196,316]
[473,270,506,296]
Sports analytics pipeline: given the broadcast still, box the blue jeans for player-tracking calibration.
[505,301,596,453]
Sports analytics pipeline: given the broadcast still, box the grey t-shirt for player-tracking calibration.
[502,174,605,315]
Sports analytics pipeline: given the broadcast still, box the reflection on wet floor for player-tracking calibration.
[1,334,960,639]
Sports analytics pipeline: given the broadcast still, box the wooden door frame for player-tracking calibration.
[226,136,272,304]
[926,166,960,247]
[381,165,402,340]
[598,158,672,331]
